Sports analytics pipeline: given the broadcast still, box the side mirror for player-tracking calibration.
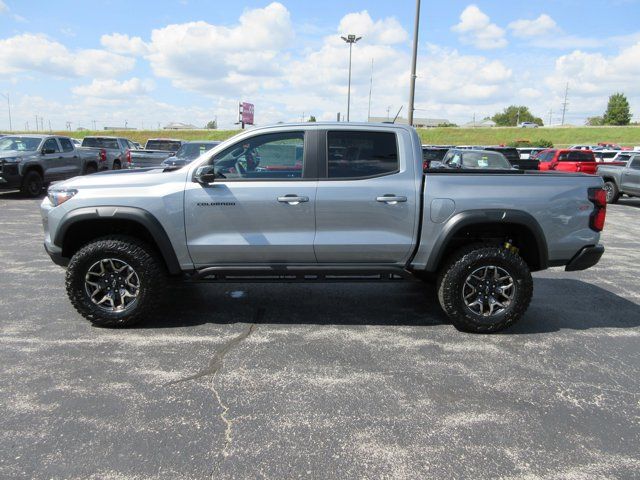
[194,165,216,184]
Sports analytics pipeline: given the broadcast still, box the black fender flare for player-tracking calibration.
[425,209,549,272]
[54,206,182,274]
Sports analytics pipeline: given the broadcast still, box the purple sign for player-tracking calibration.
[240,102,254,125]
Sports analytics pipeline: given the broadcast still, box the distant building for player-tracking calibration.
[463,119,496,128]
[163,122,200,130]
[368,116,451,128]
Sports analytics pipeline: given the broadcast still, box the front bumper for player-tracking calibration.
[0,164,22,190]
[44,241,68,267]
[565,244,605,272]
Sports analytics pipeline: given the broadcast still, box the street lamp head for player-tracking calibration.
[341,34,362,44]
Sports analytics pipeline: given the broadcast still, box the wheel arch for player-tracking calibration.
[55,206,181,275]
[425,210,548,273]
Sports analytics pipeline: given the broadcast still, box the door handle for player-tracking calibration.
[376,195,407,205]
[277,195,309,205]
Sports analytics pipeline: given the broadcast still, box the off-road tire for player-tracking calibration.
[437,245,533,333]
[603,180,619,204]
[66,235,167,327]
[112,160,121,170]
[84,163,98,175]
[21,170,44,197]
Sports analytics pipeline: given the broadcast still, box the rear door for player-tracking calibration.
[314,128,418,264]
[184,129,318,265]
[622,155,640,194]
[58,137,82,177]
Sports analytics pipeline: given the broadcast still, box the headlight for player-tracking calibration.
[48,188,78,207]
[2,157,20,163]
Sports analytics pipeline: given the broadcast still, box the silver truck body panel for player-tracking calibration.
[41,123,604,275]
[598,155,640,196]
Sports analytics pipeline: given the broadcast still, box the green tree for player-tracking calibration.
[586,116,604,126]
[603,93,631,126]
[492,106,543,127]
[205,120,217,129]
[307,115,317,122]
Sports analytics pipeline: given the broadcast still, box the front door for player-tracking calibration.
[41,138,65,182]
[314,128,419,264]
[184,130,318,266]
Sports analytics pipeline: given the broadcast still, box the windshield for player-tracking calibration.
[461,151,511,169]
[146,140,182,151]
[0,136,42,152]
[82,137,119,149]
[176,142,218,159]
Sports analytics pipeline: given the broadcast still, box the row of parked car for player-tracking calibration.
[422,144,640,203]
[0,133,220,197]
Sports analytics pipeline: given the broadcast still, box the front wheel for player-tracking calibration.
[437,246,533,333]
[65,236,167,327]
[20,170,44,197]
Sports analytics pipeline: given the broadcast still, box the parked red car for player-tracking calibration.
[535,149,598,174]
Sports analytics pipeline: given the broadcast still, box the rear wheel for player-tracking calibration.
[437,246,533,333]
[66,236,167,327]
[20,170,44,197]
[603,181,619,204]
[112,160,121,170]
[84,163,98,175]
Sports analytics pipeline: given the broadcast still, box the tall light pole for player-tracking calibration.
[341,34,362,122]
[408,0,421,127]
[0,92,12,132]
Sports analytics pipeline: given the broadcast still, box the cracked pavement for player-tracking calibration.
[0,191,639,479]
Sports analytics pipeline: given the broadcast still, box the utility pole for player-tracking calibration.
[35,115,39,133]
[548,108,553,126]
[367,58,374,122]
[341,34,362,122]
[516,108,520,126]
[0,93,11,132]
[48,120,52,132]
[25,121,29,131]
[561,83,569,126]
[407,0,421,127]
[386,106,391,120]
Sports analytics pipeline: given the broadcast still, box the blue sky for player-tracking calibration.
[0,0,639,130]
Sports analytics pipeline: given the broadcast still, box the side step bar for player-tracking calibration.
[188,265,417,283]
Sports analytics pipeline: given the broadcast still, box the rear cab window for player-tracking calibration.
[146,140,182,151]
[59,137,74,152]
[326,130,398,179]
[82,138,119,149]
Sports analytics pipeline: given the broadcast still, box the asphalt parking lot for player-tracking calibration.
[0,192,638,479]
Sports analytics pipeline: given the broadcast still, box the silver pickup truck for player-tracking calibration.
[41,123,606,333]
[0,134,99,197]
[80,136,138,171]
[597,152,640,203]
[128,138,184,169]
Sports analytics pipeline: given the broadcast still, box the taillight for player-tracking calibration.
[588,187,607,232]
[99,149,107,162]
[126,149,131,164]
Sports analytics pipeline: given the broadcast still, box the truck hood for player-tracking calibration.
[0,150,33,160]
[51,167,190,190]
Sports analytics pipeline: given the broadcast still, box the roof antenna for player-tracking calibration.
[392,106,403,123]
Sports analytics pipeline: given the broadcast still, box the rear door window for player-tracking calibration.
[59,137,74,152]
[327,131,398,179]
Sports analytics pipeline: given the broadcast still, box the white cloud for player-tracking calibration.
[143,2,293,94]
[0,33,135,78]
[452,5,507,49]
[101,33,149,56]
[337,11,408,44]
[72,78,155,99]
[0,1,8,13]
[508,14,558,38]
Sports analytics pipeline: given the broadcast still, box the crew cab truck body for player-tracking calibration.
[597,153,640,203]
[0,134,99,197]
[41,123,606,333]
[128,138,185,169]
[80,136,138,171]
